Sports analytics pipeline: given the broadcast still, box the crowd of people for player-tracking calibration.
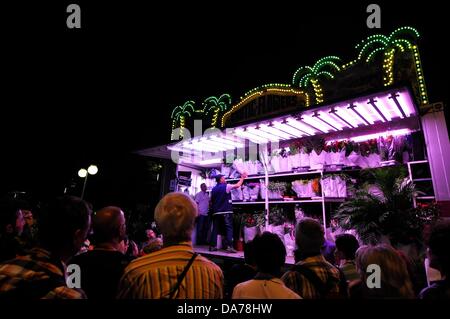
[0,192,449,299]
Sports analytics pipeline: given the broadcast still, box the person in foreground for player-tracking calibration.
[419,221,450,299]
[69,206,133,299]
[0,196,91,299]
[232,232,301,299]
[117,192,224,299]
[282,218,346,299]
[350,244,414,299]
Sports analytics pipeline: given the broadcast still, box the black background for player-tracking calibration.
[1,1,448,209]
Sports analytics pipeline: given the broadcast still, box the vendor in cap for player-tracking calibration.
[209,172,247,253]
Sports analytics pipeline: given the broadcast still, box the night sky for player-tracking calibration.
[1,1,448,208]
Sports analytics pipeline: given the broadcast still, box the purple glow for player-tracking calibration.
[259,124,294,139]
[247,127,280,141]
[396,91,416,117]
[353,102,376,124]
[234,128,270,143]
[286,117,316,135]
[319,111,345,130]
[302,114,333,132]
[335,106,363,127]
[374,99,393,121]
[349,128,412,142]
[273,121,305,137]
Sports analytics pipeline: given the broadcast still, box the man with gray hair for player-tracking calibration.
[282,218,345,299]
[117,192,224,299]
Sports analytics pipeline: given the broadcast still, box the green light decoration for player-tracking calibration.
[292,56,341,104]
[355,26,424,96]
[171,100,196,139]
[202,94,232,128]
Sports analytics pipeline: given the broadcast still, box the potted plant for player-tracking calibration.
[345,140,361,167]
[267,181,287,199]
[334,166,439,246]
[307,136,326,169]
[269,206,286,242]
[243,212,265,243]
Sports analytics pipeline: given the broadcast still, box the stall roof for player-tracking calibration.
[138,86,420,166]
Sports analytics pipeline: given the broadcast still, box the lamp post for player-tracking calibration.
[78,164,98,199]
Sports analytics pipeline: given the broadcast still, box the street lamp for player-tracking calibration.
[78,164,98,199]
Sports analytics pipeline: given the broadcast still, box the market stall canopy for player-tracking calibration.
[138,86,420,166]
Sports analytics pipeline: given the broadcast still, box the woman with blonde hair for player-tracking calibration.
[349,244,415,299]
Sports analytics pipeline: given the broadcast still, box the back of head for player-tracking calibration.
[355,244,414,298]
[295,218,324,255]
[0,199,20,234]
[253,232,286,276]
[243,240,256,266]
[154,192,197,243]
[38,196,92,255]
[93,206,126,245]
[427,220,450,276]
[335,233,359,260]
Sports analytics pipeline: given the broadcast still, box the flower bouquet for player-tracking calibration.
[292,179,312,198]
[268,181,287,199]
[231,187,243,201]
[247,182,260,201]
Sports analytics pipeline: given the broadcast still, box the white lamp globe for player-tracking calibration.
[88,165,98,175]
[78,168,88,178]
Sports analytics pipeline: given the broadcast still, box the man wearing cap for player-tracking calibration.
[209,173,246,253]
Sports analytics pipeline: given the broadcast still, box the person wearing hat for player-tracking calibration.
[209,173,247,253]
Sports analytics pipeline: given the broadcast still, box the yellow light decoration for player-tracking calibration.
[221,88,309,127]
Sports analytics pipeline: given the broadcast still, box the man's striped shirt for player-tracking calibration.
[281,255,342,299]
[117,242,223,299]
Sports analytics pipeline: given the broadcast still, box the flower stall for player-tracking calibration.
[137,26,450,252]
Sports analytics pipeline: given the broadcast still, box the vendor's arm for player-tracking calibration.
[228,175,246,191]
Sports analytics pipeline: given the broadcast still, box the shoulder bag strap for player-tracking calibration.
[168,252,198,299]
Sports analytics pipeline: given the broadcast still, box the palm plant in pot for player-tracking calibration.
[334,166,439,246]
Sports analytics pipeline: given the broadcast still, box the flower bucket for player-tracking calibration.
[284,233,296,257]
[279,157,290,172]
[242,185,250,201]
[260,180,267,199]
[231,187,243,201]
[367,153,381,168]
[234,239,244,251]
[322,177,332,197]
[270,157,281,173]
[249,185,260,201]
[345,151,360,166]
[330,150,345,165]
[270,224,285,243]
[289,154,301,169]
[300,152,310,167]
[310,150,325,170]
[268,190,283,199]
[336,177,347,198]
[244,226,259,243]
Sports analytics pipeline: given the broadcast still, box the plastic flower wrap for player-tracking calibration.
[247,182,260,201]
[231,187,243,201]
[232,158,246,174]
[292,179,311,198]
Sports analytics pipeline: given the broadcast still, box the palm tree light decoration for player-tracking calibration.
[202,94,231,128]
[355,26,427,103]
[171,100,196,139]
[292,56,341,104]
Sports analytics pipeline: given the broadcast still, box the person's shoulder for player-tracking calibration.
[419,281,450,299]
[44,286,86,299]
[195,255,223,273]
